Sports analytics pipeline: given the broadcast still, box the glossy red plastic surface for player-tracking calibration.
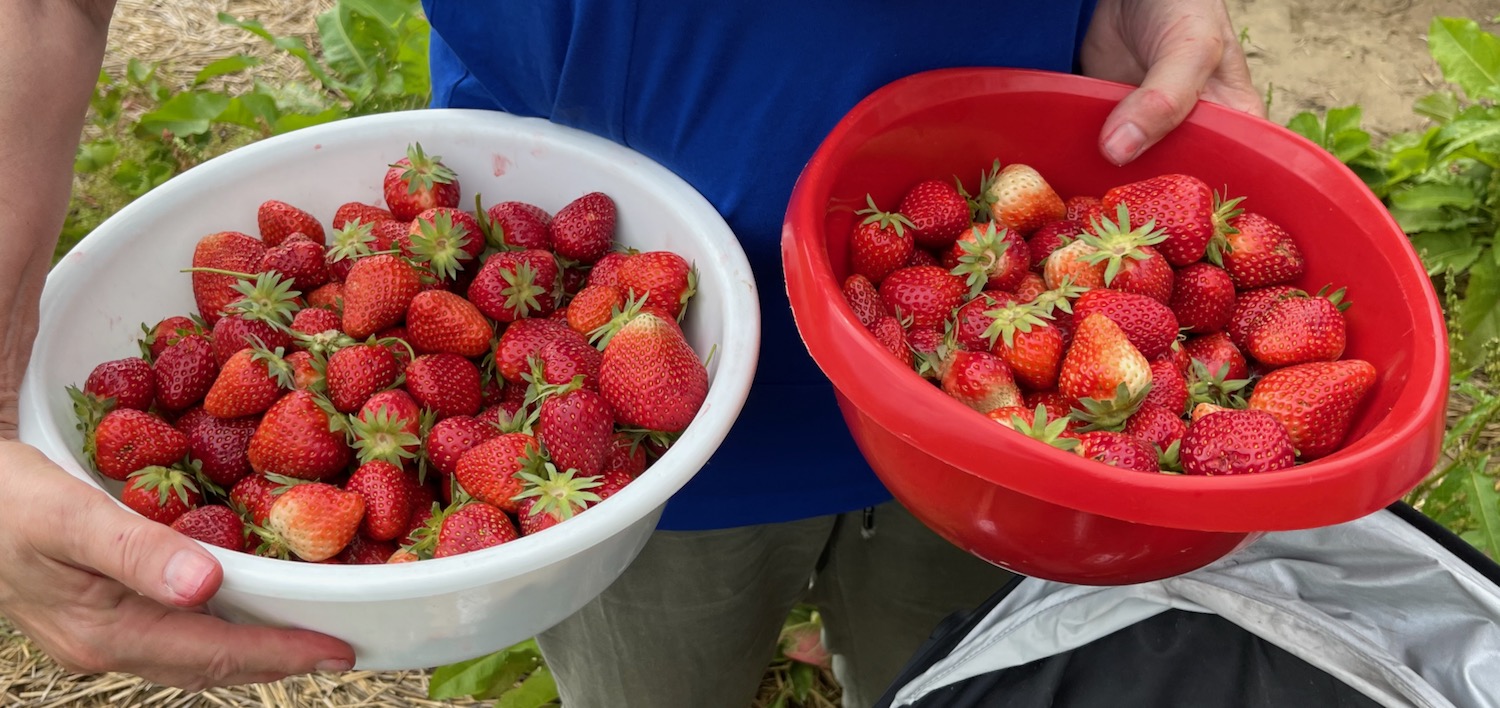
[782,68,1449,585]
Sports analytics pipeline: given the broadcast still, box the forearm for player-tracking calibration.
[0,0,117,434]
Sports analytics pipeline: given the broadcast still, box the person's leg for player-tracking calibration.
[535,515,835,708]
[810,501,1019,708]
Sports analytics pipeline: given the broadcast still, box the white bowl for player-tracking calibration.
[17,109,760,669]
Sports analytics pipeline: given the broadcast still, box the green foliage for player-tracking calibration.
[1406,341,1500,557]
[427,639,560,707]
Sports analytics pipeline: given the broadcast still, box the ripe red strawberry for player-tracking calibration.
[1102,175,1234,267]
[598,312,708,433]
[1013,272,1047,303]
[170,505,247,552]
[433,502,519,558]
[568,284,627,337]
[333,202,394,229]
[371,219,410,251]
[426,415,498,478]
[1190,401,1232,422]
[1245,288,1349,367]
[552,192,616,264]
[209,314,290,370]
[1208,211,1305,290]
[602,433,648,478]
[1026,220,1082,271]
[982,302,1064,391]
[1070,203,1173,302]
[1024,390,1076,424]
[230,473,280,526]
[484,200,553,251]
[950,292,1014,351]
[259,233,330,293]
[405,289,493,358]
[906,248,941,268]
[175,407,258,487]
[1123,402,1187,452]
[1076,432,1159,472]
[404,353,482,419]
[351,389,423,466]
[1065,195,1103,223]
[122,465,202,525]
[285,350,321,391]
[842,274,885,330]
[966,161,1066,235]
[344,460,413,542]
[191,231,266,325]
[1106,244,1175,305]
[455,433,540,513]
[336,535,399,565]
[870,316,914,368]
[587,251,633,288]
[83,358,155,411]
[1247,360,1376,460]
[205,347,292,419]
[534,335,604,391]
[248,390,352,480]
[850,196,916,283]
[257,200,325,247]
[941,350,1020,413]
[616,251,697,321]
[1228,285,1302,350]
[1143,359,1189,415]
[342,254,423,339]
[384,143,461,222]
[1169,263,1237,334]
[468,248,560,321]
[494,317,577,384]
[307,282,345,312]
[265,482,365,562]
[1184,332,1250,382]
[898,179,969,250]
[514,465,604,535]
[403,207,484,282]
[325,343,401,413]
[593,465,636,501]
[290,306,343,342]
[878,266,967,329]
[1058,313,1152,425]
[1180,409,1297,476]
[947,223,1031,295]
[537,386,615,478]
[140,315,201,362]
[1042,239,1106,290]
[152,335,217,412]
[1072,289,1178,360]
[325,219,379,283]
[989,403,1081,452]
[91,409,189,481]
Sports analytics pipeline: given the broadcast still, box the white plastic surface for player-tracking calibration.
[16,109,760,669]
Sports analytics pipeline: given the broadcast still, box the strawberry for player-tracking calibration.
[257,200,325,247]
[537,384,615,478]
[568,284,627,337]
[588,251,633,289]
[870,316,914,368]
[259,233,330,293]
[326,219,379,283]
[426,415,498,478]
[152,335,218,412]
[1247,360,1377,460]
[1179,409,1297,476]
[1026,220,1082,271]
[966,160,1066,235]
[533,335,604,391]
[1064,196,1103,223]
[1245,287,1349,367]
[204,347,293,419]
[850,196,916,283]
[209,315,290,371]
[403,207,484,282]
[333,202,394,230]
[1184,332,1250,382]
[336,535,399,565]
[264,482,365,562]
[878,266,968,329]
[616,251,697,322]
[1069,205,1176,304]
[1123,402,1187,452]
[405,289,493,358]
[1102,175,1235,267]
[285,351,321,391]
[344,460,413,542]
[1169,263,1237,334]
[433,502,518,558]
[290,306,344,342]
[494,318,577,384]
[951,292,1015,351]
[981,302,1064,391]
[906,248,941,268]
[191,231,266,325]
[552,192,616,264]
[483,200,553,252]
[1208,211,1305,290]
[248,390,352,480]
[1228,285,1302,349]
[1058,313,1152,428]
[940,350,1020,413]
[1042,239,1107,290]
[1190,401,1232,422]
[83,358,155,411]
[307,282,345,312]
[91,408,189,481]
[593,465,637,501]
[468,248,560,321]
[371,220,411,252]
[140,316,202,362]
[230,473,280,526]
[455,433,540,513]
[170,505,247,552]
[1024,390,1076,424]
[176,407,258,487]
[598,311,708,433]
[602,433,648,477]
[342,254,423,339]
[325,343,401,413]
[351,389,423,466]
[989,404,1080,452]
[122,465,202,525]
[1075,432,1159,472]
[404,353,482,419]
[899,179,969,250]
[1013,272,1047,303]
[1142,358,1189,415]
[384,143,461,222]
[947,222,1031,295]
[1072,289,1178,360]
[514,465,604,535]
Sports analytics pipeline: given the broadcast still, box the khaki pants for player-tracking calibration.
[536,501,1017,708]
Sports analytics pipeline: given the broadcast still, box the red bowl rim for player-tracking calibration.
[781,67,1450,533]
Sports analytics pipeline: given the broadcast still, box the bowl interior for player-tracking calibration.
[784,68,1447,532]
[20,109,759,598]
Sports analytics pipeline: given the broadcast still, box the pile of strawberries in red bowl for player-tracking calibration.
[783,68,1449,585]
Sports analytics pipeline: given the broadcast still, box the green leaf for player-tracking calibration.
[1460,256,1500,365]
[272,107,347,134]
[1429,17,1500,102]
[496,665,560,708]
[1458,455,1500,557]
[192,54,261,86]
[1415,91,1462,123]
[136,90,232,137]
[428,640,543,700]
[218,12,348,97]
[1411,230,1482,274]
[790,661,817,702]
[74,139,119,174]
[215,93,282,132]
[316,2,393,103]
[1325,105,1365,136]
[1287,112,1324,144]
[1436,119,1500,160]
[1390,183,1479,211]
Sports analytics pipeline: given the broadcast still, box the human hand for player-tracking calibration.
[0,439,354,690]
[1082,0,1265,165]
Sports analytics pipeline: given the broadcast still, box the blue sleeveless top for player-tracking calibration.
[422,0,1098,530]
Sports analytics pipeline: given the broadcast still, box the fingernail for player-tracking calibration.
[163,550,214,603]
[1103,122,1147,165]
[315,659,353,673]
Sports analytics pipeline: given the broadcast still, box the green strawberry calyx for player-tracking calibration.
[1203,189,1247,267]
[1078,203,1168,286]
[126,465,201,509]
[393,142,458,194]
[512,462,603,523]
[1071,381,1152,432]
[327,219,377,263]
[1005,404,1080,453]
[588,293,649,350]
[950,222,1011,298]
[179,269,301,330]
[349,405,422,467]
[981,301,1050,351]
[1186,360,1252,411]
[408,210,476,282]
[855,194,915,237]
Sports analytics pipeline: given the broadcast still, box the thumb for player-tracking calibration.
[1098,35,1224,166]
[57,486,224,608]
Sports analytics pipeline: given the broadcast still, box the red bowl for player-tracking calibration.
[782,68,1449,585]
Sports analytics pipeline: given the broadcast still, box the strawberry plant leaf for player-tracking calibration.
[1459,454,1500,558]
[1429,17,1500,102]
[1458,257,1500,365]
[429,639,546,701]
[219,13,350,97]
[192,55,261,87]
[1390,183,1478,212]
[215,94,282,133]
[1415,91,1463,123]
[273,107,348,134]
[496,666,561,708]
[1411,230,1483,275]
[789,661,817,702]
[136,90,232,138]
